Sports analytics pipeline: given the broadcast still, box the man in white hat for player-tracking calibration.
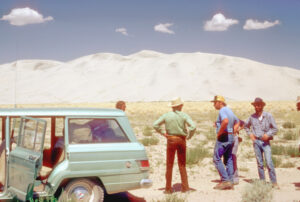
[153,97,196,194]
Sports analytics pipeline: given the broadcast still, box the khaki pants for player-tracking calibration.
[165,135,189,192]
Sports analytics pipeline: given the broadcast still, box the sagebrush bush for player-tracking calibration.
[242,180,273,202]
[271,145,285,155]
[156,193,187,202]
[282,121,296,129]
[186,146,210,165]
[271,156,282,168]
[143,125,153,136]
[271,144,300,157]
[280,161,295,168]
[141,137,159,146]
[282,130,298,140]
[286,146,300,157]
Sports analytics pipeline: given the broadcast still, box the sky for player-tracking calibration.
[0,0,300,69]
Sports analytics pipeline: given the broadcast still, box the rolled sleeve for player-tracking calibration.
[153,115,165,134]
[244,117,252,136]
[266,114,278,137]
[185,115,196,136]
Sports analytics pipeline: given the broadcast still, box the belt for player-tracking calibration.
[167,134,186,138]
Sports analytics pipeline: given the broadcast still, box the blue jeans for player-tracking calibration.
[253,139,277,183]
[213,134,234,182]
[232,136,239,183]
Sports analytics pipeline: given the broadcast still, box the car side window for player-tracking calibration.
[68,118,129,144]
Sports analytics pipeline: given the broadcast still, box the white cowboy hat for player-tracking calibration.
[169,97,184,107]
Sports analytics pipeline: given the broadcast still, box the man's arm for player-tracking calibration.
[266,114,278,137]
[217,118,229,138]
[153,115,167,137]
[185,115,196,140]
[262,113,278,141]
[244,117,256,141]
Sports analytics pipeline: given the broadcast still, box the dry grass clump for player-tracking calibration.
[272,144,300,157]
[143,125,154,137]
[186,146,211,165]
[154,193,187,202]
[140,137,159,146]
[241,180,273,202]
[282,121,296,129]
[282,130,298,140]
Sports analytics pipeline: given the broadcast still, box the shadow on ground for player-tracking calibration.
[292,182,300,191]
[158,183,196,193]
[104,191,146,202]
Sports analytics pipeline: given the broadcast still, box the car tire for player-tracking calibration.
[58,178,104,202]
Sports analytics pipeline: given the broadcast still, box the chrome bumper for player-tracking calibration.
[140,179,153,188]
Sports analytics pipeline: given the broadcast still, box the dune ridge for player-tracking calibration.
[0,50,299,104]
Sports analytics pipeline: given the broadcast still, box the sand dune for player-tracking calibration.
[0,50,299,104]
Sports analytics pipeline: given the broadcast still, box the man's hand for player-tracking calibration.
[161,133,168,138]
[262,134,270,142]
[249,134,256,141]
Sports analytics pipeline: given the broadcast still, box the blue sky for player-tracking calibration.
[1,0,300,69]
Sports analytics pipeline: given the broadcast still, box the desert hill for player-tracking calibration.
[0,50,299,104]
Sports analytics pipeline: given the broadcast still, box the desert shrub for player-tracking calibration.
[205,127,216,141]
[271,145,285,155]
[271,144,300,157]
[186,146,210,165]
[280,161,295,168]
[286,146,300,157]
[143,125,153,136]
[282,121,296,129]
[141,137,159,146]
[271,156,282,168]
[282,130,298,140]
[155,193,187,202]
[239,167,249,172]
[241,180,273,202]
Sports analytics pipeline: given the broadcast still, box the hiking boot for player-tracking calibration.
[213,181,234,190]
[272,183,280,190]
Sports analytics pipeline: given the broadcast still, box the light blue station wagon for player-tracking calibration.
[0,108,152,201]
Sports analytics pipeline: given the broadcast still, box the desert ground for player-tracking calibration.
[1,101,300,202]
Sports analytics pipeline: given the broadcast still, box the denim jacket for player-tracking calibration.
[245,111,278,138]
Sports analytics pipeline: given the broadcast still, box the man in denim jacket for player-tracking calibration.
[245,97,279,189]
[211,95,239,190]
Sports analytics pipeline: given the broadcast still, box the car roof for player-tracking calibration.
[0,108,125,117]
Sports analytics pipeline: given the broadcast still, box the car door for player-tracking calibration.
[7,117,47,201]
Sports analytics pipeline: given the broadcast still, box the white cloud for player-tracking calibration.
[115,28,128,36]
[204,13,238,31]
[1,7,53,26]
[154,23,175,34]
[243,19,280,30]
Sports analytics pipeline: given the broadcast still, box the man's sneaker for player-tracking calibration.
[213,181,234,190]
[272,183,280,190]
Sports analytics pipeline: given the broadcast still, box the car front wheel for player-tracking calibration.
[58,178,104,202]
